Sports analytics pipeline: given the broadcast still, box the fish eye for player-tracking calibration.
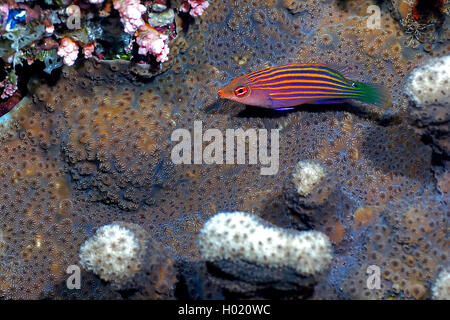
[351,82,359,88]
[234,86,248,97]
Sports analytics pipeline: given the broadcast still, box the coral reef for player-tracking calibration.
[113,0,147,34]
[0,0,209,115]
[292,160,326,197]
[136,24,170,63]
[315,194,448,300]
[28,64,176,210]
[57,37,79,66]
[389,0,449,46]
[180,0,210,17]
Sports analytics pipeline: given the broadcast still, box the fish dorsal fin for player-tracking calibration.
[308,62,357,84]
[308,62,357,83]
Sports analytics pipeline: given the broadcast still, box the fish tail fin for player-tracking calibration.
[353,82,391,107]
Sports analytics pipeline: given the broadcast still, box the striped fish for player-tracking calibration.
[217,63,389,110]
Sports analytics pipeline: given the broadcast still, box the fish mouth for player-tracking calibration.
[217,88,224,97]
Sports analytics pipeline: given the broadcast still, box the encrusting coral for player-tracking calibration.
[292,160,326,197]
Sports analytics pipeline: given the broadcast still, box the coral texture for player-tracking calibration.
[198,211,333,275]
[405,55,450,107]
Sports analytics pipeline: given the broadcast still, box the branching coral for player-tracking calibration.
[57,37,79,66]
[0,0,210,116]
[113,0,147,34]
[136,24,170,63]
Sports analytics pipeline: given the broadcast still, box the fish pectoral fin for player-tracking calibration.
[268,96,276,108]
[274,107,295,111]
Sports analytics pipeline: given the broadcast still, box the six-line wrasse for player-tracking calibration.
[217,63,389,110]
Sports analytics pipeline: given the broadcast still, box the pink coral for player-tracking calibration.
[57,37,79,66]
[180,0,209,17]
[0,80,18,100]
[83,43,96,59]
[45,24,54,34]
[136,25,170,63]
[113,0,147,34]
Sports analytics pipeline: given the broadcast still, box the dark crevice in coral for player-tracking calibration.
[117,288,139,299]
[222,286,314,300]
[174,270,190,300]
[414,0,446,23]
[287,206,315,229]
[178,12,195,33]
[21,60,62,88]
[1,58,62,117]
[205,261,237,282]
